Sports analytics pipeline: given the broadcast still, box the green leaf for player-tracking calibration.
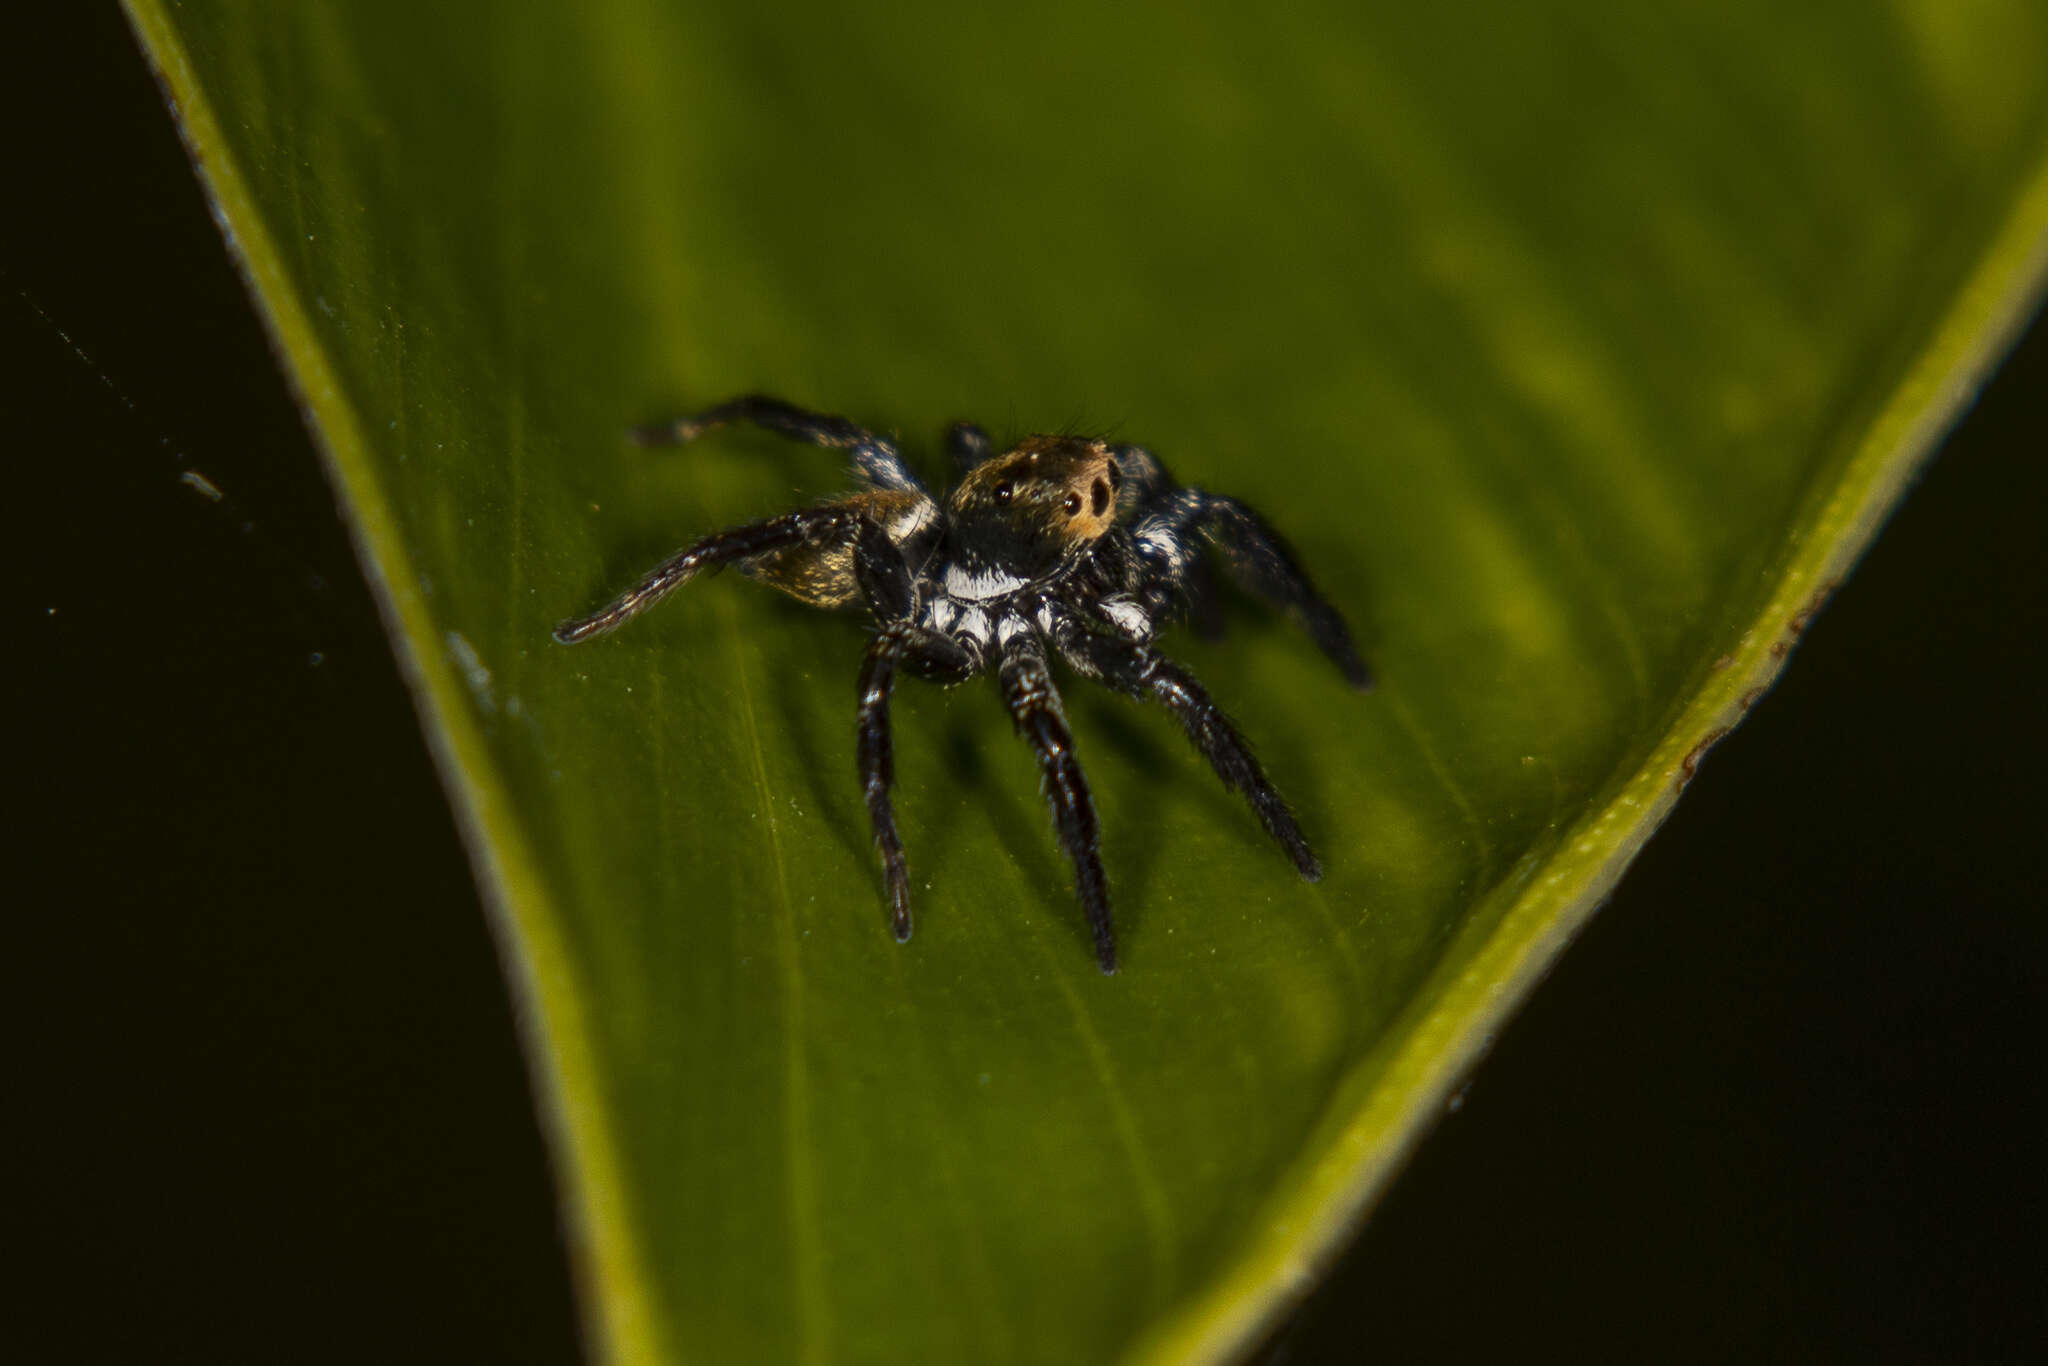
[123,2,2048,1361]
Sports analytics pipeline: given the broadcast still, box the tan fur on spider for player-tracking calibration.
[950,436,1123,544]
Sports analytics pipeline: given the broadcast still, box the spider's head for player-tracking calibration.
[947,436,1122,571]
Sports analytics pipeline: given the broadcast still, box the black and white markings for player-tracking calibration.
[556,396,1369,972]
[941,564,1030,600]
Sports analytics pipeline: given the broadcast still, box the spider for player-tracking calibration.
[554,395,1370,973]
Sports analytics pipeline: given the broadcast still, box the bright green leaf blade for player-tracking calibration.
[124,2,2048,1362]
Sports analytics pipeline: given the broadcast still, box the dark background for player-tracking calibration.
[11,7,2042,1362]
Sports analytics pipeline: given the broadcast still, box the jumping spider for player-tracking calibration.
[555,395,1370,973]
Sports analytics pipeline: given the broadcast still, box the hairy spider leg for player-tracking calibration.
[552,504,863,643]
[945,420,994,475]
[857,627,915,940]
[849,518,937,938]
[997,636,1117,973]
[856,623,975,941]
[1133,487,1372,689]
[850,516,916,621]
[1055,616,1323,881]
[1108,444,1221,639]
[629,393,925,494]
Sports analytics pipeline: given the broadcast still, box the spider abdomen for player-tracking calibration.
[737,489,936,609]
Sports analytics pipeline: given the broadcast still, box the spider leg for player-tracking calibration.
[553,504,860,643]
[1134,487,1371,690]
[849,520,976,941]
[1056,620,1323,881]
[850,515,916,622]
[945,420,994,476]
[997,636,1117,973]
[1207,494,1368,687]
[857,626,917,939]
[1107,444,1222,633]
[857,623,975,938]
[630,393,925,494]
[857,631,912,937]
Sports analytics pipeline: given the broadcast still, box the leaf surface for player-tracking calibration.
[123,2,2048,1361]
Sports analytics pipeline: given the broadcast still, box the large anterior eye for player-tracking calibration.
[1062,492,1083,517]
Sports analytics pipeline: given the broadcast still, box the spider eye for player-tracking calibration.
[1062,492,1083,517]
[1090,479,1111,517]
[994,481,1014,506]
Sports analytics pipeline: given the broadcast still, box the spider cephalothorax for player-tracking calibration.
[555,395,1370,973]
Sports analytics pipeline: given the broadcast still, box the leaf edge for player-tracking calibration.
[1124,154,2048,1366]
[117,5,2048,1361]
